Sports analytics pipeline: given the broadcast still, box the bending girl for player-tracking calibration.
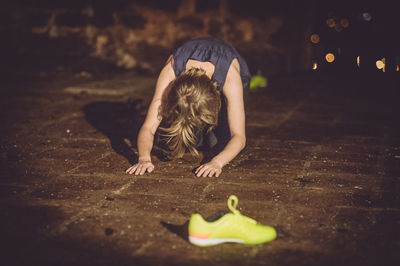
[126,37,250,177]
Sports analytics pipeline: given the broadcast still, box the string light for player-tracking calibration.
[312,62,318,70]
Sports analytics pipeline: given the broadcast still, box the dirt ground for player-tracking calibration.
[0,69,399,266]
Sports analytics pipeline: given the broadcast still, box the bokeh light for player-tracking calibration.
[334,24,343,32]
[362,12,372,21]
[312,62,318,70]
[376,60,384,69]
[356,56,360,67]
[326,18,335,28]
[340,18,349,28]
[325,53,335,63]
[310,34,320,44]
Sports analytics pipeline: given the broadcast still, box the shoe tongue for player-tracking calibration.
[204,210,231,222]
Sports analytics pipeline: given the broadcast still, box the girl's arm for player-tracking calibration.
[126,56,175,175]
[195,59,246,177]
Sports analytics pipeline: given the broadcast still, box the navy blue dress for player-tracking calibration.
[172,37,251,154]
[172,37,251,91]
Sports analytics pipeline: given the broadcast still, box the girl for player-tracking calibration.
[126,37,250,177]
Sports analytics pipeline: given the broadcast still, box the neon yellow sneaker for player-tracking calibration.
[188,195,277,246]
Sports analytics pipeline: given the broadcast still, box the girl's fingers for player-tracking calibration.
[215,169,221,177]
[195,166,203,177]
[126,166,133,173]
[197,166,209,177]
[141,164,154,174]
[134,165,143,175]
[202,167,212,177]
[207,167,222,177]
[195,165,204,175]
[208,169,215,177]
[126,163,154,175]
[139,168,145,175]
[140,165,149,175]
[127,165,138,174]
[196,164,222,177]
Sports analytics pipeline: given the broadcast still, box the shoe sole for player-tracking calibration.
[189,236,244,246]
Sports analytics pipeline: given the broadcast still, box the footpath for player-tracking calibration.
[0,71,399,266]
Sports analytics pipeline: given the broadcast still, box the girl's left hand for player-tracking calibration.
[195,161,222,177]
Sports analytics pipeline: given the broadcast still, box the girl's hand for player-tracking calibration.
[126,160,154,175]
[195,161,222,177]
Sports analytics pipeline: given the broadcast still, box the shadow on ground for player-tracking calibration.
[82,99,146,165]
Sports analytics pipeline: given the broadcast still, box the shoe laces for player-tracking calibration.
[227,195,257,225]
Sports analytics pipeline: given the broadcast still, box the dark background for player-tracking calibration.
[2,0,399,80]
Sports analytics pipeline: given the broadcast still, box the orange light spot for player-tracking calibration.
[325,53,335,63]
[312,62,318,70]
[310,34,320,44]
[334,24,343,32]
[326,18,335,28]
[356,56,360,67]
[382,58,386,72]
[340,18,349,28]
[376,60,384,69]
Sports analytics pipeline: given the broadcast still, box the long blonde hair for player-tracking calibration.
[159,68,221,158]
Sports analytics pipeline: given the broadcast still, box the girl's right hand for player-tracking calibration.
[125,160,155,175]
